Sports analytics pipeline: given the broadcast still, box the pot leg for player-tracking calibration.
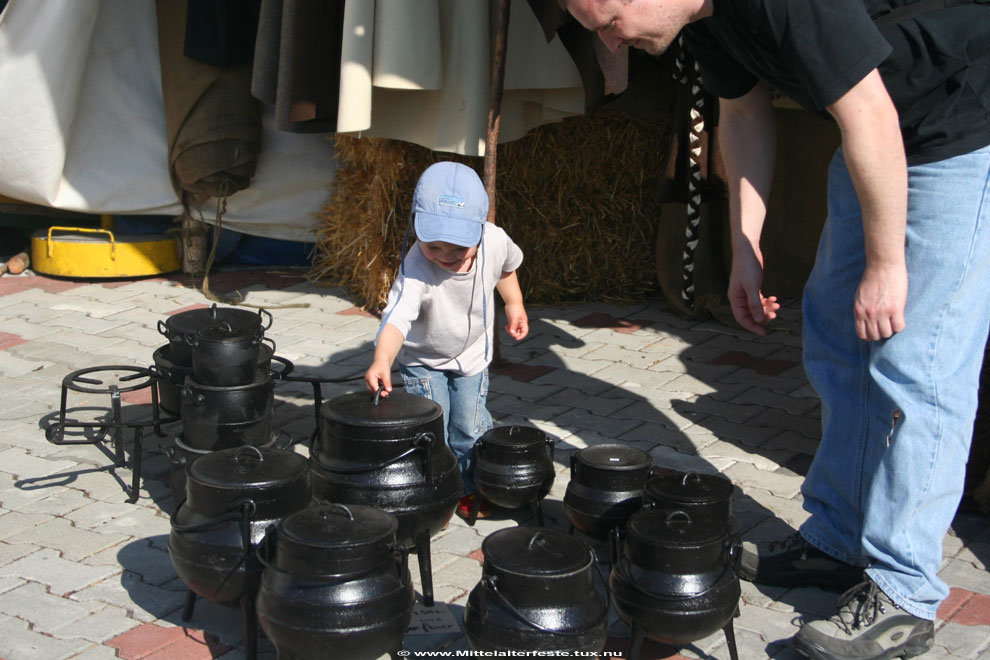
[532,498,544,527]
[723,620,739,660]
[181,590,196,621]
[126,426,143,504]
[242,595,257,660]
[468,494,481,527]
[415,530,434,607]
[627,622,646,660]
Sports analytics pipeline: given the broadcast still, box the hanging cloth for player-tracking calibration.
[155,0,263,206]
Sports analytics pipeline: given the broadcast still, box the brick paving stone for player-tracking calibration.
[488,374,564,401]
[649,446,735,476]
[71,571,185,623]
[936,620,990,657]
[0,540,38,566]
[622,424,717,455]
[552,408,644,437]
[486,394,571,423]
[6,517,131,562]
[0,548,121,595]
[0,331,28,350]
[612,398,706,431]
[594,363,685,391]
[938,558,990,595]
[0,581,103,634]
[695,417,783,449]
[0,351,56,378]
[0,611,92,660]
[19,486,91,516]
[0,510,57,540]
[730,386,821,417]
[62,643,124,660]
[699,439,794,472]
[0,315,67,340]
[107,623,230,660]
[722,462,804,499]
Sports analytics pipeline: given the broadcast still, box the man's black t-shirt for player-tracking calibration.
[683,0,990,164]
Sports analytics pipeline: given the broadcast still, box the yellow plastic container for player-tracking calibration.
[31,226,180,278]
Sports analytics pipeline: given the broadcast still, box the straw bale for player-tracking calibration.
[310,111,669,310]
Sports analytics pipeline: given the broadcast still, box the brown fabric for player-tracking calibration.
[251,0,345,133]
[156,0,262,204]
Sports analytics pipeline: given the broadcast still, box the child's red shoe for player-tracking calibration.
[456,493,493,520]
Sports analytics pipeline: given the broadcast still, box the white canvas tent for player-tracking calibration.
[0,0,586,242]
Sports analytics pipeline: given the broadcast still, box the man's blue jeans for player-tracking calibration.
[800,145,990,619]
[400,364,493,495]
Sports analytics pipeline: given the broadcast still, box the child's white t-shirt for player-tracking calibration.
[378,223,523,377]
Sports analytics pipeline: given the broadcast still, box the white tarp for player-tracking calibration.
[0,0,585,241]
[0,0,335,241]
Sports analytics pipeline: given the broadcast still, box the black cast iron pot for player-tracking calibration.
[473,425,556,510]
[310,389,462,606]
[168,445,312,606]
[464,527,608,656]
[256,503,414,660]
[158,303,272,366]
[563,444,652,539]
[165,432,289,504]
[154,342,291,416]
[180,372,274,449]
[609,508,740,656]
[188,321,274,387]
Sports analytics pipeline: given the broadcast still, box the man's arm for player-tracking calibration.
[719,81,781,335]
[826,69,907,341]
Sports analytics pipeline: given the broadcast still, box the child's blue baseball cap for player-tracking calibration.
[412,162,488,247]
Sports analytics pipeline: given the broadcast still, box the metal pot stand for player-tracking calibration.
[45,365,177,503]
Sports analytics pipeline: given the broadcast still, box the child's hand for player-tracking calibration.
[364,359,393,396]
[504,303,529,341]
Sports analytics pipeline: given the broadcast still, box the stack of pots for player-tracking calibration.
[471,425,556,526]
[609,472,742,660]
[464,527,608,656]
[168,445,312,660]
[155,305,278,500]
[563,443,652,539]
[309,390,462,607]
[256,503,415,660]
[154,303,274,416]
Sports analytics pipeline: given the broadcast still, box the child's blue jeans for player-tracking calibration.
[399,364,493,495]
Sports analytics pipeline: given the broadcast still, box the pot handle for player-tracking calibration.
[179,385,205,406]
[569,452,576,474]
[414,432,434,485]
[482,575,594,636]
[182,333,197,347]
[609,525,623,565]
[544,433,557,461]
[320,502,356,521]
[258,307,273,330]
[164,443,184,467]
[170,498,257,542]
[665,510,693,526]
[261,336,276,353]
[234,445,264,463]
[681,472,702,486]
[157,319,169,337]
[373,385,385,406]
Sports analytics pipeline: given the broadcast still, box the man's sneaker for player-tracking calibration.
[793,579,935,660]
[738,532,865,591]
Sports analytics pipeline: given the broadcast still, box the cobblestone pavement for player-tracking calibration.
[0,268,987,660]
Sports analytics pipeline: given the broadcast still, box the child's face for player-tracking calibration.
[419,241,478,272]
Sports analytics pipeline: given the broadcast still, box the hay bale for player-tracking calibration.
[309,111,669,310]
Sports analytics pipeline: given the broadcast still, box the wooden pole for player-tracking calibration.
[485,0,511,223]
[486,0,511,366]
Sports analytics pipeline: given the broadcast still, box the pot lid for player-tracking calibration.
[189,446,308,489]
[279,504,397,550]
[576,444,651,471]
[627,509,727,548]
[479,425,545,448]
[322,390,442,428]
[481,527,590,575]
[645,470,734,505]
[166,304,265,335]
